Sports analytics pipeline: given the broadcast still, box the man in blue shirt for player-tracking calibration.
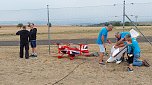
[115,32,130,42]
[125,34,150,72]
[114,32,130,63]
[97,24,113,65]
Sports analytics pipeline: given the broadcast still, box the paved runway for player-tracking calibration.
[0,36,151,46]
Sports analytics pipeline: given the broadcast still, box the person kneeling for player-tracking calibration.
[125,34,150,72]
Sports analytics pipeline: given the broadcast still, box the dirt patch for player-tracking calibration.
[0,43,152,85]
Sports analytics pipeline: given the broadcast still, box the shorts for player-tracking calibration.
[30,40,36,48]
[98,44,105,53]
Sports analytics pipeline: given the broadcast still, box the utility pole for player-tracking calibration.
[47,5,51,54]
[135,16,138,26]
[123,0,126,32]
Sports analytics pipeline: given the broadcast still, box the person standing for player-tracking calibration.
[16,26,30,59]
[29,23,37,57]
[97,24,113,65]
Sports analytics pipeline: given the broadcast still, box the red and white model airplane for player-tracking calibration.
[57,43,90,60]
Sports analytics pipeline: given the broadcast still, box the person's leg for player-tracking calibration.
[33,40,37,57]
[20,44,24,58]
[32,48,34,54]
[30,41,34,56]
[98,44,105,65]
[30,40,37,57]
[133,53,143,66]
[127,55,133,72]
[33,47,37,56]
[128,64,133,72]
[99,52,104,62]
[25,43,29,59]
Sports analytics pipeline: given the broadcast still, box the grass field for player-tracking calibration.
[0,26,152,41]
[0,43,152,85]
[0,26,152,85]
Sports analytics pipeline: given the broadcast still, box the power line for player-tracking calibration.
[50,4,120,9]
[129,2,152,5]
[49,2,152,9]
[0,2,151,11]
[0,8,46,11]
[50,16,122,21]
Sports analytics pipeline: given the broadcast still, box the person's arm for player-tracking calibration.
[33,28,37,35]
[115,38,119,43]
[115,38,125,45]
[28,31,30,42]
[101,29,108,47]
[101,35,105,47]
[107,39,112,44]
[117,43,125,47]
[16,30,21,35]
[115,38,125,48]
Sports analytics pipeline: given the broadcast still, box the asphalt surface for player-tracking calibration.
[0,36,152,46]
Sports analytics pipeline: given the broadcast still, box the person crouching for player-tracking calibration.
[125,34,150,72]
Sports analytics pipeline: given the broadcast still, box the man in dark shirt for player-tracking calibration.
[29,23,37,57]
[16,26,30,59]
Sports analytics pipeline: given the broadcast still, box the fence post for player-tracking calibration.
[47,5,51,54]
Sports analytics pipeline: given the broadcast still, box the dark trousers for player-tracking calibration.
[20,43,29,59]
[127,54,134,64]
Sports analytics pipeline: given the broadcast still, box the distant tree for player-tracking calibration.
[17,23,23,29]
[125,22,131,26]
[0,26,1,28]
[112,21,121,26]
[104,22,110,26]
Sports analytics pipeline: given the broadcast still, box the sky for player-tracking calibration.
[0,0,151,10]
[0,0,152,25]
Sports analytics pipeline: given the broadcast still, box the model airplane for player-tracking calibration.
[56,43,91,60]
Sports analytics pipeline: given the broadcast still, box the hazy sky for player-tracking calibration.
[0,0,152,25]
[0,0,151,10]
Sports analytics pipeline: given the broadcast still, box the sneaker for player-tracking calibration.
[30,54,34,57]
[25,57,29,59]
[99,62,105,65]
[20,57,23,58]
[143,60,150,67]
[127,67,133,72]
[33,55,37,57]
[116,60,122,64]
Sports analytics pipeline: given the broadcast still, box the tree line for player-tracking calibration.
[82,21,152,27]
